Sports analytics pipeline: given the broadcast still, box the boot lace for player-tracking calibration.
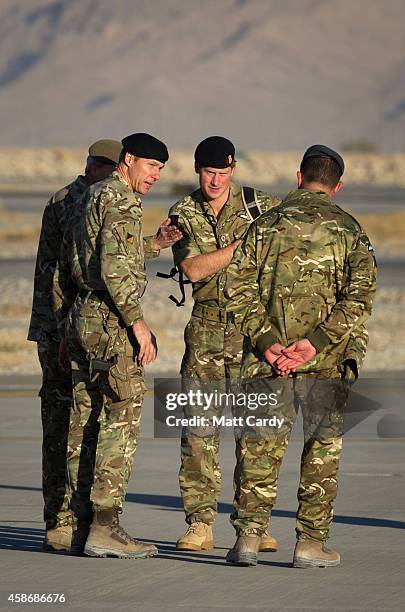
[186,523,204,535]
[111,520,142,545]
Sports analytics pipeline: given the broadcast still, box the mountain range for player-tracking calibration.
[0,0,404,151]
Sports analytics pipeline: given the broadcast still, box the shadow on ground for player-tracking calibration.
[1,483,404,557]
[0,525,293,567]
[0,525,43,552]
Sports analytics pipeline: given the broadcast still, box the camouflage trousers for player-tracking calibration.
[37,339,72,530]
[179,314,244,525]
[67,338,146,522]
[231,370,348,541]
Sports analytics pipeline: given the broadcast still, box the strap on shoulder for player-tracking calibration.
[241,186,262,221]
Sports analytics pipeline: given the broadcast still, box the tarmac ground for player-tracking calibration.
[0,376,404,612]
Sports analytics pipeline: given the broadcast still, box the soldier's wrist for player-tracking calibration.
[143,235,161,258]
[256,330,280,355]
[130,315,145,328]
[151,236,161,251]
[122,306,144,327]
[306,328,330,353]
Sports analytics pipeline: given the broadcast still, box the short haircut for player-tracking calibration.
[300,156,342,188]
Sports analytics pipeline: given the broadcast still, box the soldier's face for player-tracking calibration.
[197,166,234,201]
[128,156,165,194]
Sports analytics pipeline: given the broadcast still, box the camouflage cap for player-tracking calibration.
[88,139,123,166]
[195,136,235,168]
[302,144,344,174]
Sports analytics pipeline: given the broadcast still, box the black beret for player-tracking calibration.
[88,139,122,165]
[302,144,344,174]
[195,136,235,168]
[121,133,169,163]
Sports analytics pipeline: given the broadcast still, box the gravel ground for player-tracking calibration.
[0,275,403,375]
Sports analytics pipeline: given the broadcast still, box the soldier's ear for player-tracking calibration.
[332,180,343,195]
[297,170,303,187]
[124,151,134,166]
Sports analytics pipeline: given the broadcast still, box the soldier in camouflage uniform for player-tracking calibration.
[169,137,280,552]
[59,133,181,559]
[224,145,377,567]
[27,140,123,552]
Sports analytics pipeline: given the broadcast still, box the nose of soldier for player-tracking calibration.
[211,173,220,187]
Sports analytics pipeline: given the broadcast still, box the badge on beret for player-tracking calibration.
[228,155,233,164]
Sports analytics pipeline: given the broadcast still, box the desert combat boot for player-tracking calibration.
[84,510,158,559]
[43,524,72,553]
[226,535,261,566]
[293,534,340,568]
[259,529,278,552]
[176,522,213,551]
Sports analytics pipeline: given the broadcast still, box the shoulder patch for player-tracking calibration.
[358,233,374,250]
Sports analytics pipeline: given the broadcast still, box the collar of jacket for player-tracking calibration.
[112,169,132,190]
[108,171,142,208]
[282,188,333,206]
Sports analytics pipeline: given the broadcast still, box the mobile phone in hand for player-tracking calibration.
[169,214,179,227]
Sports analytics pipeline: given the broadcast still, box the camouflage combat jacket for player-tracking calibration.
[170,182,279,308]
[225,189,377,376]
[53,173,162,336]
[62,171,149,329]
[27,176,87,342]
